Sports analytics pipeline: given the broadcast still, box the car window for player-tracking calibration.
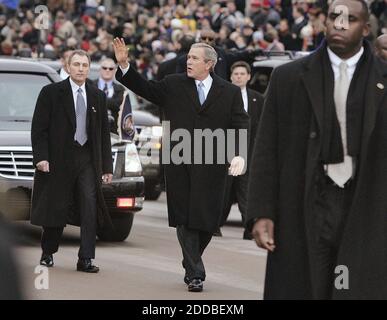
[249,66,274,94]
[0,73,51,119]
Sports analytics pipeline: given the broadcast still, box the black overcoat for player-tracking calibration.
[30,78,113,228]
[116,68,249,232]
[246,45,387,299]
[246,88,264,171]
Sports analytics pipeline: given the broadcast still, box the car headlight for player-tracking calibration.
[138,126,152,140]
[125,143,142,175]
[151,126,163,137]
[139,126,162,140]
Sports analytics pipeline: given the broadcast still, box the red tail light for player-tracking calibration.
[116,198,135,208]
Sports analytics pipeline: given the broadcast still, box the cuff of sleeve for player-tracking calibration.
[119,64,130,75]
[246,218,259,232]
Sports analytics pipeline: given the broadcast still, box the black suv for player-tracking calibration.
[0,58,145,241]
[250,51,310,94]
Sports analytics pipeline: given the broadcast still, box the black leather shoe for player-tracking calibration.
[76,259,99,273]
[188,278,203,292]
[243,229,253,240]
[40,253,54,267]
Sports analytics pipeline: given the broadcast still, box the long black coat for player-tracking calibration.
[246,45,387,299]
[116,68,249,232]
[246,88,264,171]
[31,78,113,228]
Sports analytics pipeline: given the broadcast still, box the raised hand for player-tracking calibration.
[112,38,129,68]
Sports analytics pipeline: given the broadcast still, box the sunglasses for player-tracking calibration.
[102,66,114,71]
[201,37,214,41]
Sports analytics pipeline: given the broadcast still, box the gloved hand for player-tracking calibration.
[228,156,245,176]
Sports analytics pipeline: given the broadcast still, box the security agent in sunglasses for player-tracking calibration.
[92,58,125,135]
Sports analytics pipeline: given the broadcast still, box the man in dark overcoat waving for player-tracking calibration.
[113,39,249,292]
[246,0,387,299]
[31,50,113,273]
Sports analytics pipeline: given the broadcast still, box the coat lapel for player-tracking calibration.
[199,74,224,113]
[182,74,224,113]
[247,89,256,121]
[59,78,76,131]
[86,80,98,134]
[300,49,325,136]
[183,76,202,112]
[360,60,387,154]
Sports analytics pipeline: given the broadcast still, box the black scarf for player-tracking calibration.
[321,40,373,164]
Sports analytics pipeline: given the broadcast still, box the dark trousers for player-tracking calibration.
[176,225,212,281]
[41,143,97,259]
[220,173,248,226]
[310,175,355,299]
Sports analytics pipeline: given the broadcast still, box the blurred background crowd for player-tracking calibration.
[0,0,385,80]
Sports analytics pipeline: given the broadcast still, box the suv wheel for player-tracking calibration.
[97,213,134,242]
[145,182,161,200]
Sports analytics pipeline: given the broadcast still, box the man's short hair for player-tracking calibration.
[100,57,116,67]
[68,49,91,65]
[59,46,74,58]
[230,61,251,74]
[191,42,218,68]
[354,0,370,21]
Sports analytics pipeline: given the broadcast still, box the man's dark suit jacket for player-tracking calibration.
[91,79,125,134]
[246,88,264,169]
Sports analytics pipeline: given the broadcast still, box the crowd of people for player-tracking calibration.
[0,0,386,81]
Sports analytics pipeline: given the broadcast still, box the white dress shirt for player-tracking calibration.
[195,74,213,100]
[98,78,114,98]
[59,68,70,80]
[69,78,88,112]
[120,64,130,75]
[241,87,248,112]
[327,46,364,83]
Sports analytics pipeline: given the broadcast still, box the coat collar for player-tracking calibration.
[360,56,387,159]
[246,88,258,117]
[183,73,224,113]
[59,78,98,131]
[299,40,383,135]
[300,45,327,135]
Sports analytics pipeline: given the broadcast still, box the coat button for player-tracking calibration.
[309,131,317,139]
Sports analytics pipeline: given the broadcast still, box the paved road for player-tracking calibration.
[13,193,266,300]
